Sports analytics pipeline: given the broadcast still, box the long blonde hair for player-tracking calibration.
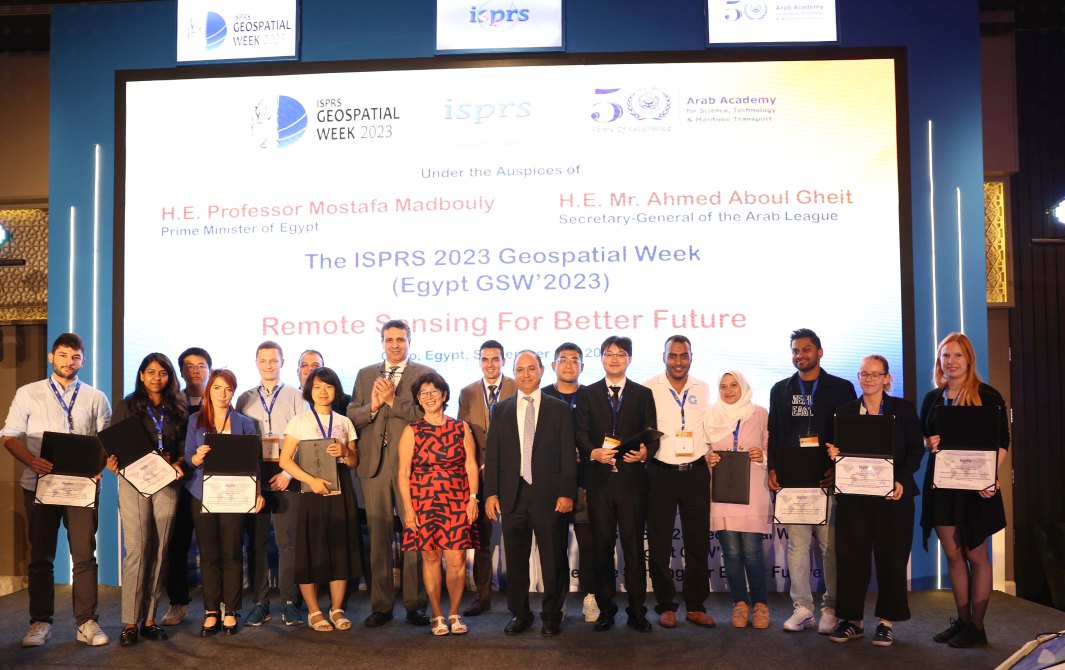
[933,332,982,406]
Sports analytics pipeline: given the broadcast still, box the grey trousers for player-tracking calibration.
[362,471,425,614]
[118,477,178,625]
[246,489,299,604]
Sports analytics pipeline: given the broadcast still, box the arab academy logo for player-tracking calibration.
[252,95,308,148]
[627,88,671,121]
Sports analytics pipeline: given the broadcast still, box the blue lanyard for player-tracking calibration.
[862,397,885,415]
[258,383,283,435]
[214,408,232,433]
[669,388,689,430]
[145,404,165,453]
[608,385,624,436]
[554,385,578,411]
[796,376,819,434]
[942,390,953,406]
[732,420,742,451]
[483,381,500,411]
[48,379,81,432]
[313,410,334,440]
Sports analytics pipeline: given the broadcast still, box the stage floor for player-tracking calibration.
[2,587,1062,669]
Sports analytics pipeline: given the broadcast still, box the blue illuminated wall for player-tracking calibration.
[49,0,983,588]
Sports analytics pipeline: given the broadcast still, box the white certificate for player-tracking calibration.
[933,450,997,491]
[261,437,281,462]
[122,452,178,498]
[834,456,894,497]
[202,475,257,513]
[34,474,98,508]
[773,487,828,525]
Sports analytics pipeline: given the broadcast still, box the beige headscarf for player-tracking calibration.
[705,369,757,444]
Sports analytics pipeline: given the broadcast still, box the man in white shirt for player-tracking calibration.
[2,332,111,647]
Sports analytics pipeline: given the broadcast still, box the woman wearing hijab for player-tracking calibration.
[705,370,772,630]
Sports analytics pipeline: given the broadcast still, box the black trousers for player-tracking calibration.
[573,515,596,594]
[166,485,194,606]
[646,460,711,613]
[471,473,494,602]
[23,488,99,625]
[835,495,914,622]
[192,498,246,613]
[502,481,568,623]
[588,474,648,616]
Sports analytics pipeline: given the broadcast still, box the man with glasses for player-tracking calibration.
[644,335,714,629]
[542,343,598,622]
[457,340,516,616]
[766,328,856,634]
[575,335,658,632]
[297,349,350,412]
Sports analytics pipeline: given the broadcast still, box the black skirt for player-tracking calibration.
[294,465,364,584]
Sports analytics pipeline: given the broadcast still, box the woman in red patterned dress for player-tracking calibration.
[399,372,480,636]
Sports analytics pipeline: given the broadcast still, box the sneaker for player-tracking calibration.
[582,594,600,623]
[782,605,815,632]
[828,620,864,642]
[245,603,271,626]
[731,602,749,628]
[872,623,894,647]
[281,601,305,627]
[752,603,771,629]
[933,617,967,643]
[948,622,987,648]
[160,604,187,626]
[818,607,839,634]
[21,621,52,647]
[76,620,110,646]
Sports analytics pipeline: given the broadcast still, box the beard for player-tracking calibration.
[53,364,77,380]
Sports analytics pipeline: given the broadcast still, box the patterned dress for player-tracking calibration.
[402,417,479,551]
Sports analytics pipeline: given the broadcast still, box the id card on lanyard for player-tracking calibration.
[49,379,80,433]
[258,385,283,461]
[797,376,819,448]
[670,388,694,457]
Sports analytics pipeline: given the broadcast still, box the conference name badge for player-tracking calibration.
[261,436,281,462]
[603,436,620,472]
[799,435,820,449]
[674,431,695,457]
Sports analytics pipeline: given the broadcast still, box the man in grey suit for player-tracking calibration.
[457,339,517,616]
[347,319,433,627]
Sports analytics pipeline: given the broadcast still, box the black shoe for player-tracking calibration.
[504,615,533,635]
[139,623,168,641]
[463,599,491,617]
[828,620,864,642]
[627,614,653,633]
[593,611,616,632]
[201,613,221,638]
[406,609,430,626]
[119,627,138,646]
[933,618,968,643]
[948,623,987,648]
[364,611,394,628]
[872,623,894,647]
[222,613,240,635]
[541,620,562,637]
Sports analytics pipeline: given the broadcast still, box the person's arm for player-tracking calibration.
[484,416,501,520]
[556,407,577,513]
[347,369,375,429]
[462,421,479,523]
[397,425,418,531]
[96,392,112,433]
[766,383,781,489]
[641,389,659,460]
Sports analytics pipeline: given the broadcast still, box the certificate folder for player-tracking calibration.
[40,431,105,476]
[774,447,827,488]
[936,406,1001,451]
[711,451,750,504]
[616,428,665,454]
[834,415,894,456]
[98,416,155,466]
[203,434,260,475]
[297,439,341,495]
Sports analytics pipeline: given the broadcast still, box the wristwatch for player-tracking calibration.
[470,493,479,501]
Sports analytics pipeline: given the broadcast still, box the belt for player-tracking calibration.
[650,458,707,471]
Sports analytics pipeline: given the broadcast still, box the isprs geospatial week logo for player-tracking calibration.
[185,11,228,50]
[252,95,308,148]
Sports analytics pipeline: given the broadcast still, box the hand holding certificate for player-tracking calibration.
[832,415,895,497]
[772,447,828,524]
[297,438,341,495]
[34,432,104,507]
[99,416,177,498]
[202,434,260,513]
[931,406,999,492]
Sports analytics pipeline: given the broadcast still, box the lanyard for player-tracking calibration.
[554,384,578,411]
[48,379,81,432]
[861,397,885,415]
[145,404,165,453]
[796,376,819,434]
[608,385,624,436]
[215,408,232,433]
[258,383,283,435]
[943,389,953,406]
[312,410,334,440]
[732,420,741,451]
[483,381,500,411]
[669,388,689,430]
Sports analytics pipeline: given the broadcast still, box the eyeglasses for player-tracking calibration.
[183,363,209,372]
[556,356,581,365]
[857,372,887,380]
[602,352,629,360]
[418,389,442,398]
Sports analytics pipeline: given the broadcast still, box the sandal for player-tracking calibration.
[328,609,352,631]
[448,614,468,635]
[308,611,334,632]
[430,616,450,636]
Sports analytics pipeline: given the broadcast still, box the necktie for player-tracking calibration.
[388,366,399,380]
[486,384,498,429]
[609,385,621,412]
[381,366,400,447]
[522,395,535,485]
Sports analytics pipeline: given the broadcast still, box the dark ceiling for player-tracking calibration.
[0,1,1063,53]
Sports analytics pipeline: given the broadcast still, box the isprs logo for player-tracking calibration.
[251,95,308,148]
[185,11,228,51]
[468,2,531,31]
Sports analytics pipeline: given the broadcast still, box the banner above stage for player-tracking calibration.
[706,0,838,45]
[436,0,564,53]
[177,0,300,64]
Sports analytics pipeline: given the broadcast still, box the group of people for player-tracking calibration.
[1,324,1008,652]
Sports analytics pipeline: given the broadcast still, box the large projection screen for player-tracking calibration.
[117,51,911,404]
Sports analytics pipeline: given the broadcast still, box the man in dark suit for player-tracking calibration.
[484,350,576,637]
[457,339,517,616]
[576,335,659,633]
[347,320,434,627]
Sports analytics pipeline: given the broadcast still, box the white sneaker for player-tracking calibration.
[582,593,600,623]
[76,620,109,646]
[160,604,188,626]
[818,607,839,634]
[21,621,52,647]
[782,605,815,632]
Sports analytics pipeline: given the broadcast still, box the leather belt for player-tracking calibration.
[650,458,707,471]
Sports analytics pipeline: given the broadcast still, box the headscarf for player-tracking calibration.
[705,369,756,444]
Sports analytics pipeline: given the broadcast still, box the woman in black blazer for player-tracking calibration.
[826,355,923,647]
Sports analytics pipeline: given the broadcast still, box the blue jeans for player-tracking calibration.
[718,530,768,605]
[784,495,836,611]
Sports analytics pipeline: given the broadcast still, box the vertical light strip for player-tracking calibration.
[93,144,101,388]
[928,120,942,590]
[68,206,76,332]
[957,186,964,333]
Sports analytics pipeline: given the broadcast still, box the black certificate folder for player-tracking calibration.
[936,406,1001,451]
[711,451,750,504]
[98,416,155,466]
[774,447,827,488]
[834,415,894,456]
[40,431,105,476]
[203,434,260,475]
[297,439,341,495]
